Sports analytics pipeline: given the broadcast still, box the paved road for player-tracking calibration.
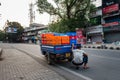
[0,43,120,80]
[59,49,120,80]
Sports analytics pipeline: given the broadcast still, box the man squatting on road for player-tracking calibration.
[71,44,89,69]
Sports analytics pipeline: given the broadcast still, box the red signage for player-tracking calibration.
[103,4,119,14]
[102,22,119,27]
[76,28,86,44]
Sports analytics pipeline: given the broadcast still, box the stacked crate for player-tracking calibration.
[41,33,73,46]
[41,33,46,45]
[66,32,77,44]
[61,36,70,45]
[41,33,54,45]
[51,36,61,45]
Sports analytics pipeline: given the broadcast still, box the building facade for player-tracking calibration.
[86,0,120,44]
[23,23,48,43]
[102,0,120,43]
[86,6,103,44]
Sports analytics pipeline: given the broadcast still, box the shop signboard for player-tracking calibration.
[102,4,119,14]
[102,22,119,27]
[102,0,120,7]
[103,25,120,32]
[76,28,83,38]
[90,16,101,26]
[76,28,86,44]
[87,25,103,34]
[6,27,17,33]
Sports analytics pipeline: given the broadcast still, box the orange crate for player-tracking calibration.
[50,39,61,45]
[61,36,70,44]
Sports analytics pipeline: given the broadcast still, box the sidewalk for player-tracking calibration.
[0,49,66,80]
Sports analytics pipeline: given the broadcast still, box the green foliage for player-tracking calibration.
[49,20,70,33]
[37,0,96,32]
[37,0,91,19]
[89,16,101,26]
[5,21,24,42]
[0,30,5,41]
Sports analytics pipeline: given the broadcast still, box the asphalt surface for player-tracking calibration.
[0,43,120,80]
[58,49,120,80]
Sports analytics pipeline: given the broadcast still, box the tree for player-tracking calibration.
[37,0,96,32]
[49,20,70,33]
[4,21,24,42]
[0,30,5,41]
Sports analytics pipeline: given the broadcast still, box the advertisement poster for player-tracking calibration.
[102,4,119,14]
[76,28,86,44]
[102,22,119,27]
[6,27,17,33]
[102,0,120,7]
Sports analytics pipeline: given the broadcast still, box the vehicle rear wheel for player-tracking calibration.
[46,53,53,65]
[68,57,73,62]
[68,53,73,62]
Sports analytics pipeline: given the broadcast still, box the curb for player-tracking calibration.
[0,48,3,58]
[83,45,120,50]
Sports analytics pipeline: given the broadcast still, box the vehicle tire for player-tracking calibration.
[41,51,46,55]
[68,53,73,62]
[46,53,53,65]
[68,57,73,62]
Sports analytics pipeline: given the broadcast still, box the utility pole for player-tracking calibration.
[29,2,35,26]
[0,2,1,17]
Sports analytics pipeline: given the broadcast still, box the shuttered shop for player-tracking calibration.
[104,32,120,43]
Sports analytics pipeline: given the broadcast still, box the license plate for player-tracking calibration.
[66,53,70,57]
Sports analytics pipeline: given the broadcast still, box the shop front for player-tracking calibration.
[103,25,120,43]
[86,25,103,44]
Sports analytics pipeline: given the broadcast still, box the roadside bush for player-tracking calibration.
[97,46,101,49]
[116,47,120,50]
[109,47,114,50]
[104,47,108,49]
[88,46,91,48]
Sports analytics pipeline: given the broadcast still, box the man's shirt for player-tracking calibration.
[72,49,85,63]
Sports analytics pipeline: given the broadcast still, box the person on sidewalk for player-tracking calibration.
[71,44,89,69]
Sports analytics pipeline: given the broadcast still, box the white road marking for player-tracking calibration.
[58,65,93,80]
[15,47,93,80]
[90,54,120,61]
[31,54,93,80]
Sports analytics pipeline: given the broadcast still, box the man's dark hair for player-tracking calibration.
[76,45,81,49]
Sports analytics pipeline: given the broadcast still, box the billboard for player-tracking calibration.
[103,25,120,32]
[6,27,17,33]
[102,0,120,7]
[76,28,86,44]
[87,25,103,34]
[102,22,119,27]
[90,16,101,26]
[102,4,119,14]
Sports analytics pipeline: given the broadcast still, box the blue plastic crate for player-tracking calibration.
[70,39,77,44]
[66,32,76,36]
